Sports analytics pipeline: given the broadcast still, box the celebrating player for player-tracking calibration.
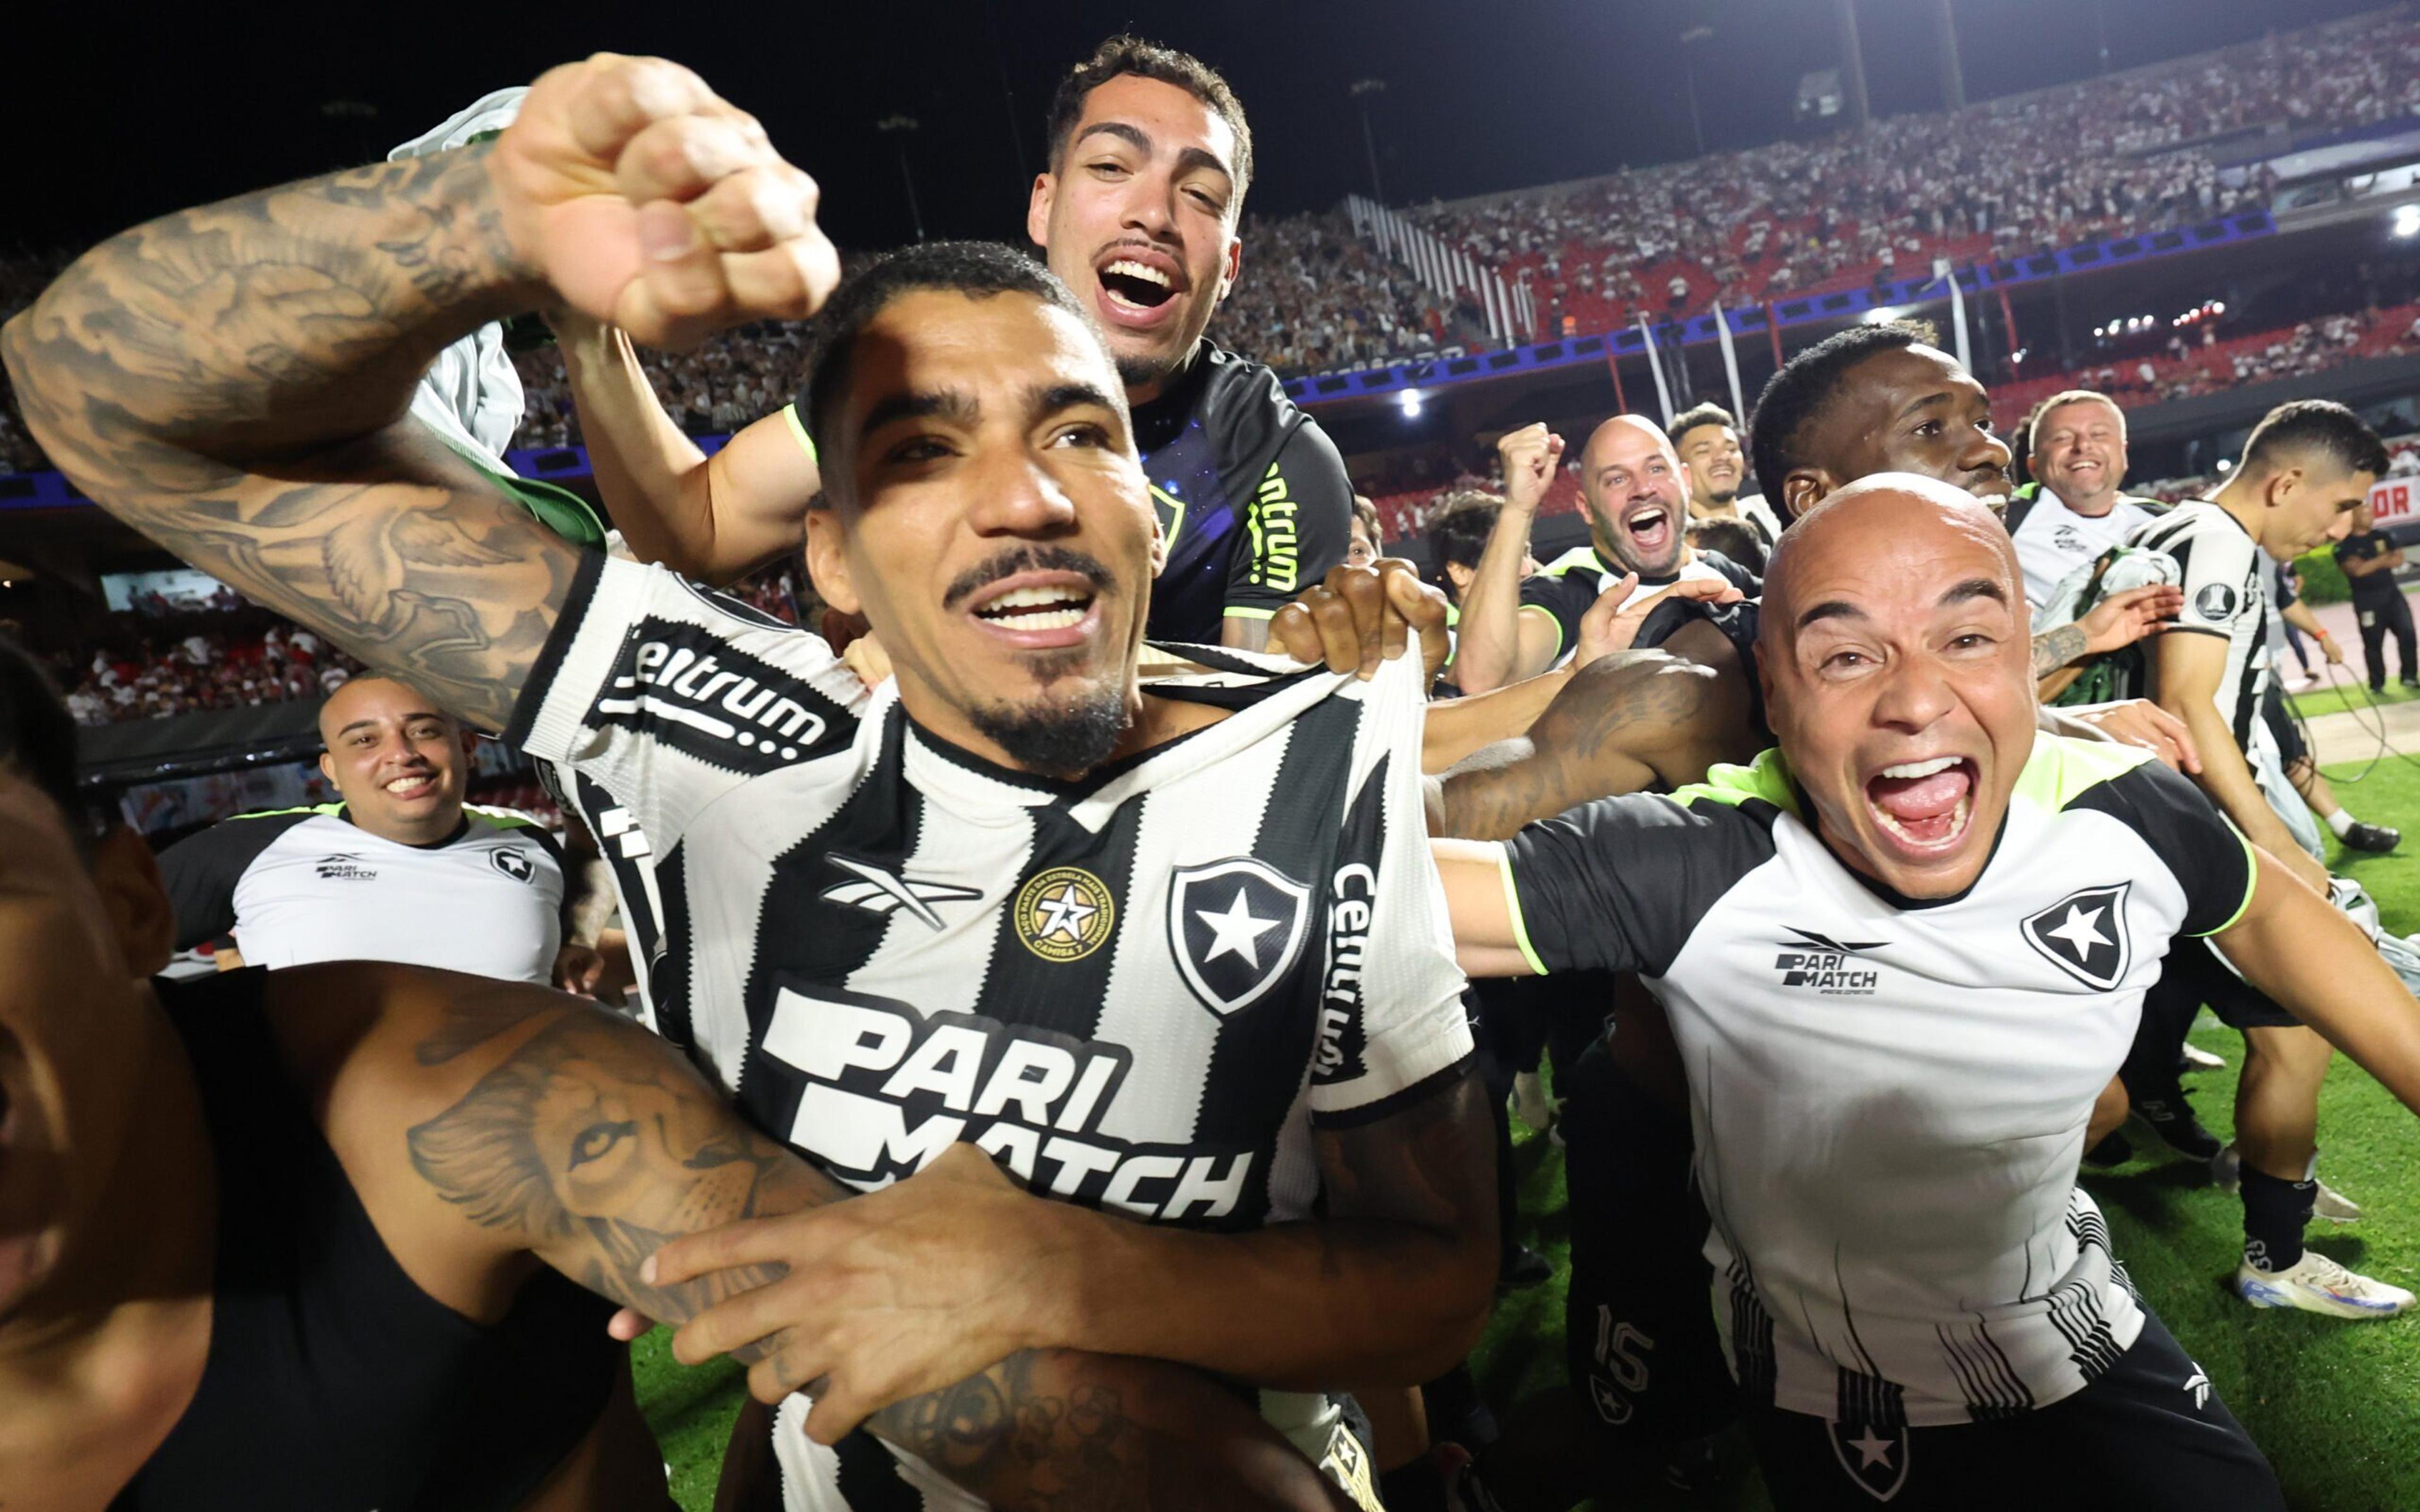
[0,641,1344,1511]
[4,54,1494,1509]
[1439,474,2420,1509]
[550,37,1354,650]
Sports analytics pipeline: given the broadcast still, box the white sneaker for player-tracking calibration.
[2235,1251,2414,1319]
[2180,1043,2227,1071]
[1511,1071,1553,1131]
[2315,1181,2365,1222]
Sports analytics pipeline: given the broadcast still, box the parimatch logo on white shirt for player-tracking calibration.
[1770,927,1884,994]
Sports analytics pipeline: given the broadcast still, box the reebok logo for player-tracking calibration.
[820,855,982,931]
[591,619,851,776]
[1770,927,1886,995]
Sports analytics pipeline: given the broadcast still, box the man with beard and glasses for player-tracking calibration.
[6,56,1493,1510]
[1449,416,1760,694]
[548,36,1352,652]
[0,641,1338,1512]
[1669,403,1784,550]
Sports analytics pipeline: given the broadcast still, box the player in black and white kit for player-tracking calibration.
[16,65,1500,1512]
[1436,476,2420,1509]
[546,38,1351,652]
[2128,401,2412,1319]
[1451,416,1761,693]
[158,675,574,987]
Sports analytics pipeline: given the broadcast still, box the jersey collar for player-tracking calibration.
[337,805,472,850]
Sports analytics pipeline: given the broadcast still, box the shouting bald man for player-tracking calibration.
[1453,415,1760,692]
[1436,474,2420,1508]
[159,675,585,987]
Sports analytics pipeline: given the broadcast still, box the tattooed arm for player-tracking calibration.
[308,964,1341,1512]
[0,56,838,733]
[1431,650,1757,839]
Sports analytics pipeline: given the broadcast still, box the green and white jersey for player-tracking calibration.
[158,803,566,985]
[1494,735,2254,1426]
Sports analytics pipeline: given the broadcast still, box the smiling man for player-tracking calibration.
[156,675,581,988]
[1451,416,1761,692]
[1669,403,1784,548]
[4,55,1490,1511]
[551,37,1353,653]
[1434,473,2420,1509]
[2003,390,2160,609]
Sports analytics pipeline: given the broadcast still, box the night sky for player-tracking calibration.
[9,0,2383,256]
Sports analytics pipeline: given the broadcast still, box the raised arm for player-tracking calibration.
[0,55,838,731]
[340,968,1339,1512]
[552,310,821,583]
[1451,425,1562,693]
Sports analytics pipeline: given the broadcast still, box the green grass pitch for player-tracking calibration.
[637,750,2420,1511]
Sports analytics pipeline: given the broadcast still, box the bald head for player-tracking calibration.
[1755,472,2036,902]
[1761,474,2020,648]
[316,676,473,845]
[1579,414,1691,577]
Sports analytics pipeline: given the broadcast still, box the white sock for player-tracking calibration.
[2327,808,2358,838]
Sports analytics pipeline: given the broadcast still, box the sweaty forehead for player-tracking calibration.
[846,291,1118,422]
[1767,487,2016,627]
[1586,415,1676,472]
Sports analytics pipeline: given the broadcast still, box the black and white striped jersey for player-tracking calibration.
[1494,736,2256,1427]
[510,555,1473,1508]
[2128,501,2270,751]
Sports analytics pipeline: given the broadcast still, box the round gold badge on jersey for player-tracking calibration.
[1014,866,1115,962]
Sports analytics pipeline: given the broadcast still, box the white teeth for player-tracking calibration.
[1879,756,1962,780]
[384,775,434,794]
[1003,609,1084,630]
[1103,259,1172,289]
[981,585,1093,612]
[1627,508,1666,529]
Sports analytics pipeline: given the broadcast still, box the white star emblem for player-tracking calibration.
[1849,1426,1894,1469]
[1034,882,1098,941]
[2044,903,2111,960]
[1195,886,1281,968]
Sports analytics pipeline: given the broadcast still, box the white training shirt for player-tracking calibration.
[1495,736,2256,1427]
[2128,500,2271,751]
[2007,486,2159,609]
[159,803,566,985]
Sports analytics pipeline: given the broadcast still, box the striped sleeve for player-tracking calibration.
[505,554,870,854]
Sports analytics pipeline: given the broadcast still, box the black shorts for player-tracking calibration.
[1745,1309,2281,1511]
[2261,682,2307,767]
[2152,934,2300,1033]
[1559,1037,1737,1448]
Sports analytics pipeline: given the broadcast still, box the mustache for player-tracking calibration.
[943,545,1115,611]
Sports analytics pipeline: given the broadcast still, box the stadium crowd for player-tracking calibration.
[9,27,2420,1512]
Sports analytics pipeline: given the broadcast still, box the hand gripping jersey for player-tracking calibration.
[2002,483,2160,610]
[1492,735,2254,1427]
[157,803,565,985]
[1519,546,1760,668]
[510,556,1472,1509]
[1132,342,1355,643]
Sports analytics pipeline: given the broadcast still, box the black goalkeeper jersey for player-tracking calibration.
[1132,342,1355,643]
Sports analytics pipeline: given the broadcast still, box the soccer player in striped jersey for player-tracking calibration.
[9,55,1495,1511]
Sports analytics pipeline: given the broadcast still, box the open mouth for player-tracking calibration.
[1865,755,1978,853]
[383,772,440,801]
[965,573,1104,651]
[1100,259,1177,312]
[1623,503,1674,557]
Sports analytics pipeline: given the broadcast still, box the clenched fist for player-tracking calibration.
[488,54,841,348]
[1496,422,1565,514]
